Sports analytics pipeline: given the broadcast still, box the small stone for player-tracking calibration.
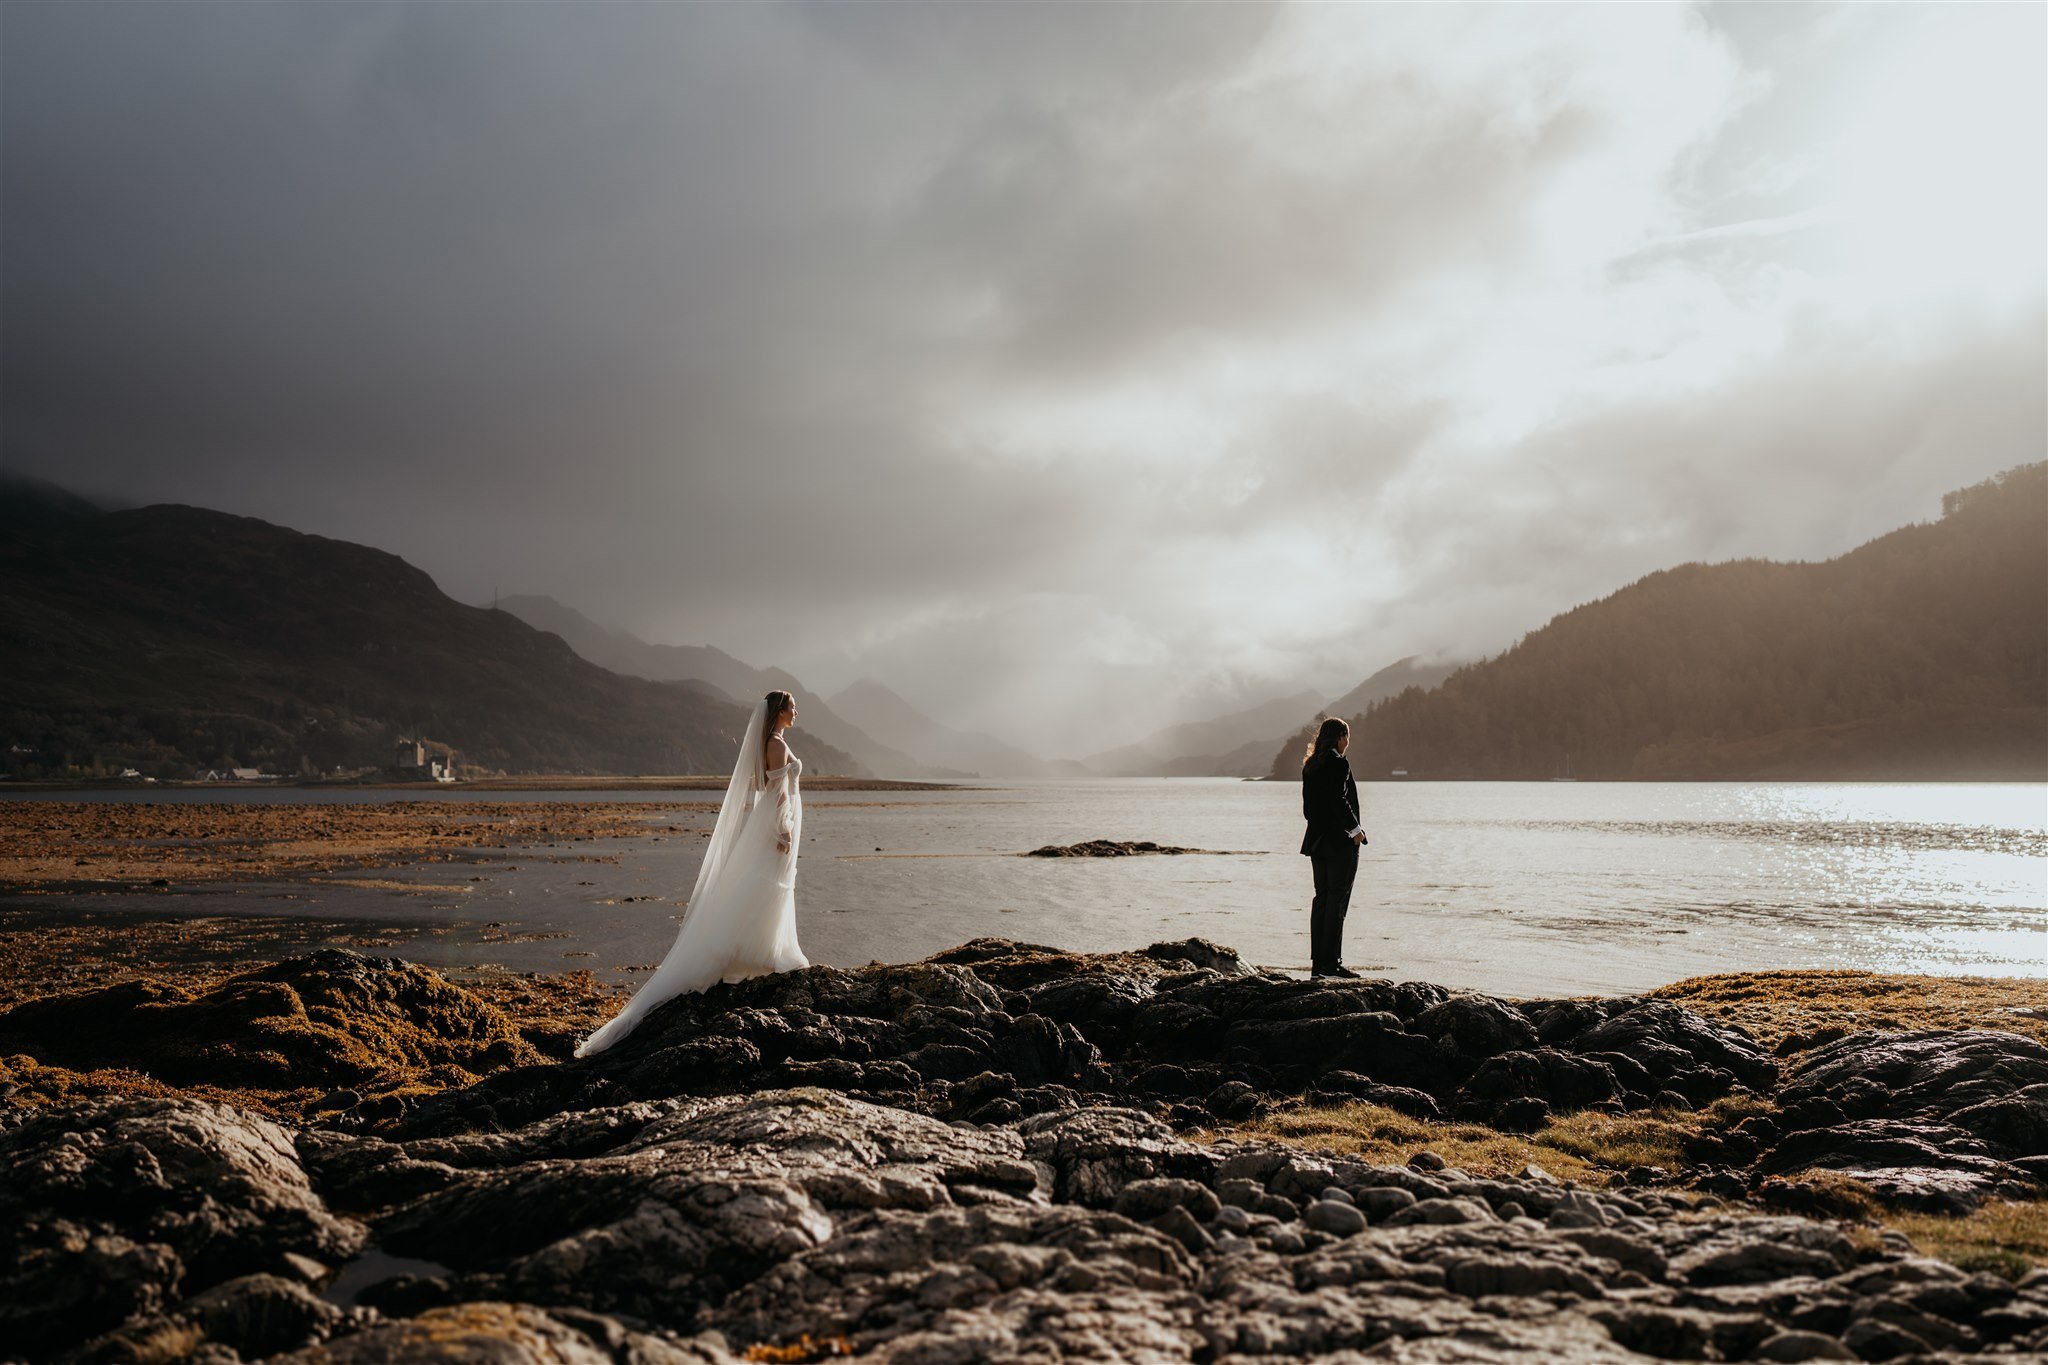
[1147,1204,1213,1253]
[1408,1150,1447,1172]
[1547,1191,1609,1229]
[1354,1186,1417,1221]
[1213,1205,1252,1233]
[1318,1186,1354,1206]
[1750,1330,1857,1362]
[1250,1192,1300,1221]
[1495,1200,1526,1221]
[1114,1177,1221,1222]
[1385,1197,1494,1227]
[1841,1318,1930,1361]
[1263,1225,1307,1254]
[1304,1199,1367,1237]
[278,1253,330,1284]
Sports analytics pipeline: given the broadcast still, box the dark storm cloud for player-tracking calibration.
[3,2,2041,755]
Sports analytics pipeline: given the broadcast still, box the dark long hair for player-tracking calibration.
[763,690,794,741]
[1303,716,1348,767]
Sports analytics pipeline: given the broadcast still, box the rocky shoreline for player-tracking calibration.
[3,939,2045,1362]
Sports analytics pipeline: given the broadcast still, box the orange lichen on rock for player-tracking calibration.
[0,949,549,1121]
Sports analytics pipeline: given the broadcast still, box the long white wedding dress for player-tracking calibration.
[575,699,809,1056]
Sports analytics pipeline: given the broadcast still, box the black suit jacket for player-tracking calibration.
[1300,750,1361,856]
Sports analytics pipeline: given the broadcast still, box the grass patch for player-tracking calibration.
[1651,971,2048,1053]
[1212,1094,1771,1187]
[1889,1200,2048,1280]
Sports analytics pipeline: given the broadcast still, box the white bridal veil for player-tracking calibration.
[575,699,807,1057]
[685,698,771,917]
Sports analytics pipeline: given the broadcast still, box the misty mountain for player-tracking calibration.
[0,493,864,778]
[1283,463,2047,781]
[494,594,936,777]
[495,594,763,703]
[1324,656,1462,721]
[828,679,1064,778]
[1085,691,1325,777]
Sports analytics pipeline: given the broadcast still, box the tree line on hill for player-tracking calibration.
[1272,463,2047,781]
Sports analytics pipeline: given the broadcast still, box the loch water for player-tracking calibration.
[8,779,2043,997]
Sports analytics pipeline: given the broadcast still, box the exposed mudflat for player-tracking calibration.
[0,799,714,895]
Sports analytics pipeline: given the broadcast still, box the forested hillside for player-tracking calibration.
[1291,464,2046,780]
[0,492,862,779]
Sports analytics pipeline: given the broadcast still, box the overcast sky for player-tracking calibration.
[4,2,2043,756]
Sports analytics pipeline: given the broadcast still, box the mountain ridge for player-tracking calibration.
[1274,463,2047,781]
[493,595,937,778]
[1084,690,1325,777]
[828,678,1064,778]
[0,497,864,779]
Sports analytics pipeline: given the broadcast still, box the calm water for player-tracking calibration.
[6,780,2044,996]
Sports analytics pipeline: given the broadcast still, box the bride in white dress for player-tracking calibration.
[575,690,810,1056]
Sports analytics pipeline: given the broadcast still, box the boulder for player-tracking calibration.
[0,1097,365,1357]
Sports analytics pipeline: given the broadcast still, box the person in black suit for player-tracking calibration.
[1300,716,1366,978]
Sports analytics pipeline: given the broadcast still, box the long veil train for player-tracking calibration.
[575,699,807,1056]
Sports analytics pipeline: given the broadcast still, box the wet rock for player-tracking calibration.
[1547,1191,1610,1229]
[1148,1203,1214,1254]
[1201,1079,1260,1120]
[1456,1048,1622,1126]
[1558,1228,1667,1279]
[1024,840,1220,857]
[1383,1196,1495,1227]
[272,1300,739,1363]
[1539,996,1778,1102]
[1304,1198,1367,1236]
[1112,1177,1220,1223]
[1670,1221,1852,1286]
[1019,1105,1215,1205]
[1354,1186,1418,1221]
[1840,1315,1931,1361]
[378,1090,1047,1326]
[712,1201,1200,1356]
[15,940,2044,1365]
[1413,993,1540,1057]
[1751,1327,1860,1361]
[1782,1029,2048,1130]
[1950,1083,2048,1157]
[178,1272,348,1359]
[0,1096,365,1358]
[1590,1303,1777,1359]
[1756,1117,2025,1213]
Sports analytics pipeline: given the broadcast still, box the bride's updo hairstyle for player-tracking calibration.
[1304,717,1349,767]
[764,690,795,739]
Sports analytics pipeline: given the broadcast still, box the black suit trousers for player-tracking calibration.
[1309,839,1358,970]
